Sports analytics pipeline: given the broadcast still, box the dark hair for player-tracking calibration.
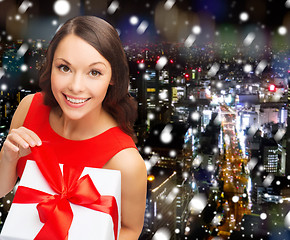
[39,16,137,138]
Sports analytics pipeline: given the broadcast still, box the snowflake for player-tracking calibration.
[169,150,176,157]
[255,60,267,75]
[0,68,5,79]
[20,64,28,72]
[156,56,168,70]
[184,34,196,48]
[165,187,179,204]
[188,194,207,214]
[191,111,200,121]
[160,124,173,144]
[263,174,274,187]
[239,12,249,22]
[232,195,239,203]
[107,1,119,15]
[53,0,71,16]
[248,157,258,170]
[164,0,176,10]
[17,43,29,58]
[147,112,155,120]
[1,84,8,91]
[192,25,201,35]
[18,1,33,14]
[129,16,139,25]
[137,21,149,35]
[243,64,252,73]
[278,26,287,35]
[144,146,152,154]
[152,227,171,240]
[243,32,255,46]
[208,63,220,77]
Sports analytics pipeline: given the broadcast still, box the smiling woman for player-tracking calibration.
[50,34,113,127]
[0,16,147,240]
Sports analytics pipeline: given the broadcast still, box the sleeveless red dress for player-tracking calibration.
[16,92,137,178]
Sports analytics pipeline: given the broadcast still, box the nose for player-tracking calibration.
[68,73,85,93]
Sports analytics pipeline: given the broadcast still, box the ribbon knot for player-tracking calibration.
[13,145,119,240]
[61,191,68,199]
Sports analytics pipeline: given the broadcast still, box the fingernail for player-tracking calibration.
[37,141,42,146]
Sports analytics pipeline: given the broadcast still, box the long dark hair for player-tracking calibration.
[39,16,137,138]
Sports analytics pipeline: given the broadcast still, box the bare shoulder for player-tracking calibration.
[107,148,147,179]
[10,94,35,130]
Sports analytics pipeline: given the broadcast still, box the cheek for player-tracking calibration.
[50,72,64,98]
[51,71,65,90]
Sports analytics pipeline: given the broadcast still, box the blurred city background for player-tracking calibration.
[0,0,290,239]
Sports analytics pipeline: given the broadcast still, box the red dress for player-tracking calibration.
[17,92,137,178]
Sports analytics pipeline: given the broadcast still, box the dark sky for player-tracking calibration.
[0,0,289,43]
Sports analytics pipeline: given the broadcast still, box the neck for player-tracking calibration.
[57,107,104,140]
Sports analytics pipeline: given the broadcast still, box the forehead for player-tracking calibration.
[54,34,111,67]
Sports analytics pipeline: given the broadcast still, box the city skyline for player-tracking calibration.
[0,1,290,240]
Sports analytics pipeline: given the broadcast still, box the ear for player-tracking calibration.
[109,78,114,85]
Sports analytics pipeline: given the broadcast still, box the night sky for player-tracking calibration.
[0,0,289,44]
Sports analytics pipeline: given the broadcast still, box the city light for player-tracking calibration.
[147,175,155,181]
[0,1,289,239]
[268,84,276,92]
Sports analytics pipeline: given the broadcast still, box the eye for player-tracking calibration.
[89,69,101,77]
[57,64,70,73]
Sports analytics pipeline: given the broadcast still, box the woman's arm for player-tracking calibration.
[0,94,41,197]
[110,148,147,240]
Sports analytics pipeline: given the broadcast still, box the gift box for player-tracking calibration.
[0,158,121,240]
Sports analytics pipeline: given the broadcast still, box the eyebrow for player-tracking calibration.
[54,58,107,68]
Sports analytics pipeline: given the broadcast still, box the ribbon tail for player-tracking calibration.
[13,186,53,204]
[34,198,73,240]
[32,145,64,194]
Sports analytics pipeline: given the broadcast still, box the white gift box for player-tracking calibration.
[0,160,121,240]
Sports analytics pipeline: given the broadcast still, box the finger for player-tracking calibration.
[3,140,20,153]
[18,146,31,158]
[18,127,42,146]
[7,131,30,149]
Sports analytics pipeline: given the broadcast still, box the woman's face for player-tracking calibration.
[51,34,112,120]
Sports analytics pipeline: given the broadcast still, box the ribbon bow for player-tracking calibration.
[13,145,119,240]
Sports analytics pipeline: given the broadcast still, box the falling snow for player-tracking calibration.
[243,32,255,46]
[137,20,149,35]
[156,56,168,70]
[160,124,173,144]
[164,0,176,11]
[129,16,139,25]
[0,1,289,239]
[53,0,71,16]
[188,194,207,214]
[107,1,119,15]
[184,34,196,48]
[152,227,171,240]
[18,0,33,14]
[239,12,249,22]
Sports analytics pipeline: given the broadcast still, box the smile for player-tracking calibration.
[64,94,91,104]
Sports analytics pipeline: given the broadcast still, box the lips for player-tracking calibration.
[63,94,90,105]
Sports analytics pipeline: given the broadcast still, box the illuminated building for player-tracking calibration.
[261,138,279,174]
[141,167,177,240]
[141,123,195,238]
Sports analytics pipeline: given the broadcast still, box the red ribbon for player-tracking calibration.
[13,145,119,240]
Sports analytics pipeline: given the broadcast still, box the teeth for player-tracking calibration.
[66,96,88,104]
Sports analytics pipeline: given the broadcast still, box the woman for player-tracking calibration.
[0,16,147,239]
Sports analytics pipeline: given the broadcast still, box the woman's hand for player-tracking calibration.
[2,127,42,164]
